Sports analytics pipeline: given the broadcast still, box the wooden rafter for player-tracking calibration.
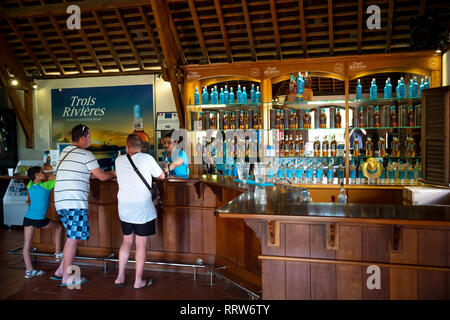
[241,0,256,61]
[49,15,84,74]
[386,0,395,53]
[7,18,46,76]
[419,0,427,15]
[93,11,123,72]
[213,0,233,63]
[357,0,363,54]
[28,16,65,75]
[188,0,209,63]
[298,0,307,58]
[327,0,334,55]
[138,6,164,68]
[78,27,104,73]
[115,8,145,71]
[269,0,282,60]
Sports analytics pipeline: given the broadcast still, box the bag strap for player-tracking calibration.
[126,153,152,192]
[56,146,78,173]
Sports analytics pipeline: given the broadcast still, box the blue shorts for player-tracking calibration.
[57,209,90,240]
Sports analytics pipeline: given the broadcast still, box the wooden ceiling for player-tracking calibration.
[0,0,449,79]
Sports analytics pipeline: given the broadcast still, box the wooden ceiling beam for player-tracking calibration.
[419,0,427,15]
[327,0,334,55]
[93,11,123,72]
[213,0,233,63]
[386,0,395,53]
[115,8,145,71]
[298,0,307,58]
[187,0,209,64]
[0,32,28,83]
[49,15,84,74]
[269,0,282,60]
[138,6,164,68]
[78,27,104,73]
[241,0,256,61]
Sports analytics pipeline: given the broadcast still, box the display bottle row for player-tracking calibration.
[270,107,342,130]
[192,110,262,131]
[194,84,261,105]
[352,135,417,158]
[353,104,421,128]
[356,76,430,100]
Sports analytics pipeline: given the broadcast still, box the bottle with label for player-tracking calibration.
[236,85,242,104]
[378,160,385,185]
[288,134,294,157]
[414,159,421,183]
[424,76,430,89]
[239,111,244,130]
[396,79,401,98]
[408,79,414,98]
[390,106,398,127]
[213,86,219,104]
[398,77,406,98]
[326,160,334,184]
[304,72,311,89]
[303,109,311,129]
[409,135,416,157]
[244,111,249,130]
[330,135,337,157]
[253,111,259,130]
[391,137,400,157]
[292,109,298,129]
[306,161,314,183]
[132,104,151,154]
[419,78,425,98]
[358,160,366,184]
[320,109,327,128]
[299,135,305,156]
[384,78,392,98]
[349,160,357,184]
[366,136,374,157]
[194,87,200,105]
[230,112,236,129]
[313,136,320,157]
[275,109,280,129]
[378,136,386,157]
[210,88,215,104]
[256,86,261,103]
[413,77,419,97]
[337,182,347,203]
[202,87,208,104]
[210,112,216,130]
[356,79,363,99]
[335,107,342,128]
[408,106,415,127]
[370,78,377,100]
[163,155,170,179]
[373,106,381,127]
[406,161,415,184]
[224,85,229,104]
[267,161,275,182]
[242,86,247,104]
[397,161,405,184]
[286,160,294,181]
[250,84,256,104]
[295,159,304,183]
[315,161,323,184]
[321,136,329,157]
[358,107,365,128]
[337,160,345,184]
[386,160,395,184]
[223,111,229,130]
[219,88,225,104]
[297,72,304,94]
[229,87,234,104]
[353,138,360,157]
[299,188,312,203]
[279,110,285,129]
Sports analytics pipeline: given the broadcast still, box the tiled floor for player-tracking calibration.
[0,228,252,300]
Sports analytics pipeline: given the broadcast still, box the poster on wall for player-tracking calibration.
[51,85,154,163]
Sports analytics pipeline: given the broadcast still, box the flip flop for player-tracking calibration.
[60,277,88,287]
[134,278,153,290]
[49,276,63,281]
[114,282,125,287]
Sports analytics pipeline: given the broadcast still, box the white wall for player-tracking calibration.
[16,74,176,160]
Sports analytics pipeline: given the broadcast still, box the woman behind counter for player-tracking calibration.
[162,130,189,179]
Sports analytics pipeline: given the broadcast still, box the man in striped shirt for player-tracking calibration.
[53,124,116,287]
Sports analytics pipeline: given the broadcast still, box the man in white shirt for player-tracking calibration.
[114,134,164,289]
[53,124,116,287]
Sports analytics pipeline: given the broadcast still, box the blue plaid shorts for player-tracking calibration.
[57,209,90,240]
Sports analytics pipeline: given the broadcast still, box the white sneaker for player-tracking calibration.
[54,252,63,262]
[25,269,45,279]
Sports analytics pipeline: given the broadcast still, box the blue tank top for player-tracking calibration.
[25,180,56,220]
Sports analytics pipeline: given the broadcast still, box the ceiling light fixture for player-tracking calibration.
[10,79,18,86]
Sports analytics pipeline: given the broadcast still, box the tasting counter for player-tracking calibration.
[5,174,449,299]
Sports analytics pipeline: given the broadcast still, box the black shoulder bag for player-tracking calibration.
[126,154,159,201]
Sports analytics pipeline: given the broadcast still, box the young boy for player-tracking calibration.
[23,166,63,279]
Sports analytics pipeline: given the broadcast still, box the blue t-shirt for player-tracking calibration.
[163,149,189,179]
[25,179,56,220]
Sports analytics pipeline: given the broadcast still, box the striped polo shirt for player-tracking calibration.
[54,145,99,211]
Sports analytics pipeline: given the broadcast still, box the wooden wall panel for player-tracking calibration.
[163,207,190,253]
[311,263,337,300]
[87,205,100,248]
[348,189,402,204]
[216,217,245,266]
[286,261,311,300]
[148,209,164,251]
[164,183,203,207]
[244,219,262,276]
[285,224,310,258]
[189,209,204,254]
[262,260,286,300]
[203,210,216,255]
[98,205,112,248]
[310,224,335,259]
[390,228,418,300]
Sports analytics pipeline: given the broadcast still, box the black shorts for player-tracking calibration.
[23,217,50,228]
[120,219,155,237]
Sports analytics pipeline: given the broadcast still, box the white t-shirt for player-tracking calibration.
[55,145,100,210]
[115,153,163,224]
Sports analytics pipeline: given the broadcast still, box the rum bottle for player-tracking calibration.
[322,136,329,157]
[230,112,236,129]
[330,135,337,157]
[353,139,360,157]
[391,137,400,157]
[289,134,294,157]
[299,135,304,156]
[335,107,342,128]
[313,136,320,157]
[244,111,249,130]
[408,106,415,127]
[284,135,290,157]
[275,109,280,129]
[292,109,298,129]
[366,136,374,157]
[132,104,151,154]
[279,135,285,157]
[239,110,244,130]
[294,134,301,157]
[358,107,365,128]
[303,109,311,129]
[320,108,327,128]
[374,106,381,127]
[224,111,229,130]
[378,136,386,157]
[280,110,285,129]
[390,106,398,127]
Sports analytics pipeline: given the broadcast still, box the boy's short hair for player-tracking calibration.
[126,134,143,149]
[162,130,183,143]
[27,166,42,182]
[71,124,89,142]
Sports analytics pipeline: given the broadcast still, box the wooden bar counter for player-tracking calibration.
[21,174,450,299]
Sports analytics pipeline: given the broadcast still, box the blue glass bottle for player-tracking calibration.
[408,79,414,98]
[419,78,424,98]
[350,160,357,184]
[241,86,247,105]
[210,88,215,104]
[286,160,294,180]
[213,86,219,104]
[384,78,392,98]
[229,87,234,104]
[255,86,261,104]
[399,77,406,98]
[236,85,242,105]
[296,72,304,94]
[224,85,229,104]
[315,161,323,184]
[194,86,200,105]
[356,79,363,99]
[250,84,256,104]
[424,76,430,89]
[370,78,377,100]
[412,77,419,98]
[202,87,208,104]
[396,80,401,98]
[219,88,225,104]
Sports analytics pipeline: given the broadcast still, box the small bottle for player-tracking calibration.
[337,160,345,184]
[358,161,366,184]
[378,136,386,157]
[408,79,414,98]
[406,161,415,185]
[419,78,424,98]
[202,87,208,104]
[267,161,275,182]
[253,111,259,130]
[358,107,365,128]
[353,139,360,157]
[292,109,298,129]
[384,78,392,99]
[335,107,342,128]
[286,160,294,181]
[424,76,430,89]
[250,84,256,104]
[297,72,304,94]
[210,111,216,130]
[349,160,357,184]
[337,182,347,203]
[255,86,261,104]
[289,134,294,157]
[315,161,323,184]
[299,135,305,156]
[229,87,234,104]
[303,109,312,129]
[242,86,247,104]
[223,111,229,130]
[321,136,329,157]
[306,161,314,183]
[399,77,406,98]
[392,137,400,157]
[373,106,381,127]
[387,160,395,184]
[236,85,242,104]
[390,106,398,127]
[210,87,215,104]
[275,109,280,129]
[213,85,219,104]
[295,160,305,183]
[413,77,419,98]
[396,79,401,98]
[370,78,377,100]
[326,160,334,184]
[408,105,415,127]
[313,136,320,157]
[224,85,229,104]
[356,79,363,99]
[219,88,225,104]
[330,135,337,157]
[366,136,373,157]
[320,108,327,128]
[194,87,200,105]
[244,111,249,130]
[239,110,244,130]
[378,161,385,185]
[230,112,236,129]
[414,159,421,183]
[397,161,405,184]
